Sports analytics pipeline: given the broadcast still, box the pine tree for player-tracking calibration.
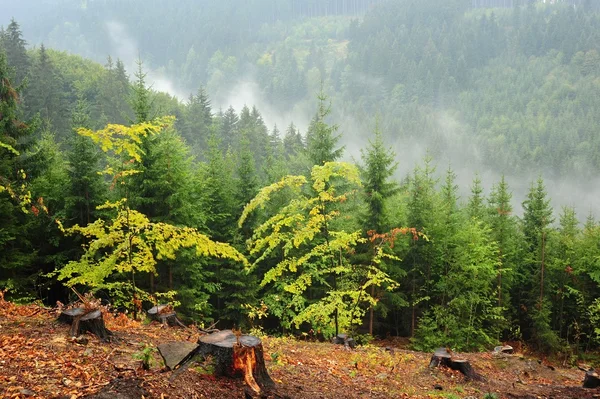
[1,19,29,86]
[360,121,399,335]
[488,175,518,310]
[0,49,37,295]
[521,177,557,352]
[263,124,289,183]
[219,105,239,152]
[98,56,130,125]
[130,58,152,124]
[361,122,399,233]
[180,86,212,156]
[283,122,303,158]
[25,44,67,135]
[405,156,438,337]
[305,88,344,166]
[64,98,106,228]
[552,206,579,338]
[467,173,485,220]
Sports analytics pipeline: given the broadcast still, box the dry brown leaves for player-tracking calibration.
[0,299,596,399]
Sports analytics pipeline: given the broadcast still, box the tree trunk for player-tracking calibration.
[59,307,112,342]
[369,285,374,335]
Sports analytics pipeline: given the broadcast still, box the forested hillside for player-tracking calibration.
[2,0,600,357]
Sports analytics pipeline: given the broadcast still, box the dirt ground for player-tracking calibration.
[1,301,598,399]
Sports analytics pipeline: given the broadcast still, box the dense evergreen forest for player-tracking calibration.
[2,0,600,355]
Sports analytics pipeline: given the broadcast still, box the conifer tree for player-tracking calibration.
[283,122,303,158]
[488,175,518,311]
[467,173,485,220]
[405,156,437,337]
[360,122,400,334]
[25,44,67,134]
[361,122,399,233]
[0,19,29,86]
[64,98,106,228]
[130,58,152,124]
[219,105,239,152]
[181,86,212,155]
[263,124,289,183]
[0,49,37,295]
[552,206,579,338]
[305,88,344,166]
[521,177,557,352]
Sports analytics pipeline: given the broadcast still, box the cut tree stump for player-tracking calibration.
[429,347,482,381]
[147,304,186,328]
[59,307,112,342]
[197,330,274,393]
[583,370,600,388]
[168,330,274,394]
[493,345,514,354]
[331,333,356,349]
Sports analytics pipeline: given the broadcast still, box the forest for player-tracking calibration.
[2,0,600,362]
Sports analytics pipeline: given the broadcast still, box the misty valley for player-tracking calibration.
[2,1,600,398]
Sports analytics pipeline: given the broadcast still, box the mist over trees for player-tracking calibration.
[2,0,600,354]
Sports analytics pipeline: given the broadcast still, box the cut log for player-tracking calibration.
[429,347,482,381]
[59,307,112,342]
[583,370,600,388]
[147,304,186,328]
[157,341,199,370]
[331,333,356,349]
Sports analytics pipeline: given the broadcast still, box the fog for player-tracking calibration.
[3,0,599,222]
[105,21,189,100]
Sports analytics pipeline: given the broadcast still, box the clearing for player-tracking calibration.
[0,300,597,399]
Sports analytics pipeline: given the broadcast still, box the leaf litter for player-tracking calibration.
[0,300,597,398]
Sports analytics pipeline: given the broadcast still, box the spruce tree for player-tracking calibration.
[521,177,557,352]
[305,88,344,166]
[361,122,399,233]
[405,156,438,337]
[0,49,36,295]
[180,86,212,156]
[1,19,29,86]
[219,105,239,152]
[283,122,303,158]
[360,121,399,335]
[64,98,106,228]
[467,173,485,220]
[25,44,67,134]
[130,58,151,124]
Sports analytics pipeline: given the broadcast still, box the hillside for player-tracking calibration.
[4,0,600,383]
[1,299,598,399]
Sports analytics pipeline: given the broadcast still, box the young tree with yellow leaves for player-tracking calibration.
[240,162,398,337]
[54,117,247,317]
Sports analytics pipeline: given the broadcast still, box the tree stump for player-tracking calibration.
[493,345,514,354]
[429,347,482,381]
[196,330,274,393]
[59,307,112,342]
[147,304,186,328]
[583,370,600,388]
[331,333,356,349]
